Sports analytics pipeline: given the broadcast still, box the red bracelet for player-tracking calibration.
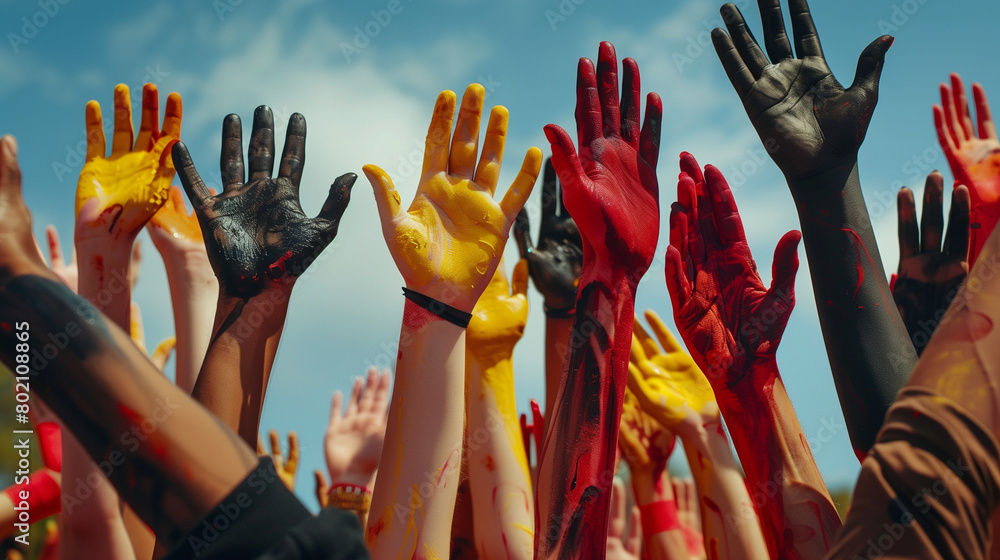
[37,422,62,473]
[4,470,61,521]
[639,499,681,536]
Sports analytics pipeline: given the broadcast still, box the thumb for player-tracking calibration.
[850,35,894,98]
[317,172,356,225]
[769,230,801,304]
[362,164,402,225]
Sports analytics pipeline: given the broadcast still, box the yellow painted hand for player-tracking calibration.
[148,185,204,244]
[363,84,542,312]
[619,386,674,474]
[76,84,182,242]
[467,259,529,361]
[150,337,176,372]
[627,310,719,436]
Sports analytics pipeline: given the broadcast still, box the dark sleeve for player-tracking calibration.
[826,388,1000,560]
[263,508,370,560]
[162,457,313,559]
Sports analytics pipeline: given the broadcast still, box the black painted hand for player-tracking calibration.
[513,158,583,311]
[712,0,893,184]
[172,107,355,299]
[893,172,970,354]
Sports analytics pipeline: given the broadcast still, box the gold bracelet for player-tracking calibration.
[327,484,372,513]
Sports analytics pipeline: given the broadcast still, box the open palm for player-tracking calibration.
[712,0,892,182]
[172,107,355,299]
[364,84,541,312]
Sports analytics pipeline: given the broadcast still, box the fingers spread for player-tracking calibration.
[248,106,275,181]
[422,90,457,177]
[596,42,621,139]
[112,84,134,156]
[499,147,542,224]
[85,101,106,161]
[136,84,160,152]
[278,113,307,189]
[896,187,918,261]
[945,184,970,261]
[474,106,508,192]
[449,84,485,181]
[221,114,245,189]
[920,171,944,253]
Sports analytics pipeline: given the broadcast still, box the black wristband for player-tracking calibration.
[544,305,576,319]
[402,288,472,328]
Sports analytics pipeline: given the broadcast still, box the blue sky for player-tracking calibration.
[2,0,998,510]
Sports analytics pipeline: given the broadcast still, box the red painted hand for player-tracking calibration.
[544,41,662,288]
[664,153,801,392]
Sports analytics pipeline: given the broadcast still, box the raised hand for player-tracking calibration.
[893,173,970,354]
[665,153,800,387]
[172,107,355,299]
[324,368,390,488]
[535,41,662,560]
[44,226,77,292]
[713,0,913,456]
[366,85,539,558]
[76,84,181,243]
[605,480,642,560]
[544,42,662,286]
[466,259,535,558]
[467,259,529,360]
[147,185,205,246]
[364,84,541,312]
[626,311,719,437]
[258,429,299,491]
[934,74,1000,265]
[619,387,675,476]
[513,158,583,312]
[712,0,892,183]
[146,185,218,393]
[664,154,838,557]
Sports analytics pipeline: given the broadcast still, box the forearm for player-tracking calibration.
[466,355,533,560]
[790,162,916,454]
[535,273,635,558]
[0,273,258,548]
[543,317,572,429]
[192,290,289,445]
[630,469,687,560]
[680,423,768,560]
[368,301,465,558]
[75,239,134,331]
[70,238,137,558]
[161,250,218,393]
[717,363,840,558]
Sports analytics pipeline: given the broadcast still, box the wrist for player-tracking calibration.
[328,471,373,488]
[787,160,859,202]
[629,466,667,505]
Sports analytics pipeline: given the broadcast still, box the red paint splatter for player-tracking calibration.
[969,312,993,340]
[842,228,896,321]
[366,515,385,542]
[402,299,436,331]
[483,455,495,472]
[267,250,294,277]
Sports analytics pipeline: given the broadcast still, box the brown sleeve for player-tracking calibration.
[826,388,1000,560]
